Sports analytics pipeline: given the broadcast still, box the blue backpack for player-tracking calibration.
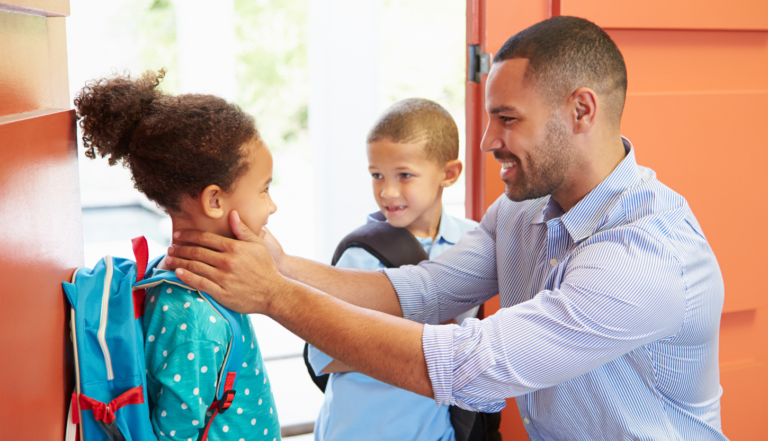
[64,237,244,441]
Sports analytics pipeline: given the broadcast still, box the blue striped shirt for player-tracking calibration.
[383,138,727,440]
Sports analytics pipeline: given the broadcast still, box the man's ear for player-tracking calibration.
[200,185,226,219]
[569,87,598,134]
[441,160,463,188]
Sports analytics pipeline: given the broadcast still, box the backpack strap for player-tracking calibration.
[134,269,244,440]
[331,211,429,267]
[131,236,150,319]
[199,294,243,441]
[306,212,431,393]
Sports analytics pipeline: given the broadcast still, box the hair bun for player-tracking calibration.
[74,69,166,165]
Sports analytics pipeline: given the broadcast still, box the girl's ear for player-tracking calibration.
[441,159,463,188]
[200,185,226,219]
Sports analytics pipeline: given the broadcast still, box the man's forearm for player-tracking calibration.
[268,276,433,398]
[278,254,403,316]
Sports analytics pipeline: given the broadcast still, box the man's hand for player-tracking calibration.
[259,226,288,274]
[165,210,285,314]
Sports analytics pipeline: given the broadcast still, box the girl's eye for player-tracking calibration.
[263,187,270,193]
[399,173,413,179]
[371,173,383,179]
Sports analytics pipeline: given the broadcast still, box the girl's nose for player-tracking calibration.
[268,194,277,215]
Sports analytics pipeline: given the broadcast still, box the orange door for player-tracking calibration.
[465,1,767,439]
[0,0,82,437]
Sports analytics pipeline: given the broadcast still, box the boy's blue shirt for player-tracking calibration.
[309,210,478,441]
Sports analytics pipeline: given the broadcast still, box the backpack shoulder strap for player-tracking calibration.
[134,269,243,441]
[305,213,431,394]
[331,211,429,268]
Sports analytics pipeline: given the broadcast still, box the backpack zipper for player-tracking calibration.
[98,255,115,380]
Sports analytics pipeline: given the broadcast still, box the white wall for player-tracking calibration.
[173,0,236,101]
[308,0,383,263]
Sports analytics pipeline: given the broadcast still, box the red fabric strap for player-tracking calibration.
[77,386,144,425]
[202,372,238,441]
[71,392,80,424]
[131,236,149,319]
[200,408,219,441]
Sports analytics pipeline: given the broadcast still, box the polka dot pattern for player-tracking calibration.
[144,281,279,439]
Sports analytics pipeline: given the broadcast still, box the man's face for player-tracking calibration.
[481,59,572,202]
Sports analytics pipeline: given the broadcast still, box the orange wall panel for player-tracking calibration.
[0,109,82,438]
[0,12,70,117]
[611,29,768,94]
[623,92,768,314]
[560,0,768,31]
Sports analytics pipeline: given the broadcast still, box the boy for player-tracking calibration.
[308,98,478,441]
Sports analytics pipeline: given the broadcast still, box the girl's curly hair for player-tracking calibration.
[74,69,258,212]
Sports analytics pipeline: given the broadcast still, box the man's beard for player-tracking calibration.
[497,115,571,202]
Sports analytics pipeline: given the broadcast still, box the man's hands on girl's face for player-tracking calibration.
[165,210,287,315]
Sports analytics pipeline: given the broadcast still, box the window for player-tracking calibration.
[69,0,465,436]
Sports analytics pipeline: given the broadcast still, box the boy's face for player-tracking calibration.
[367,139,447,237]
[226,140,277,232]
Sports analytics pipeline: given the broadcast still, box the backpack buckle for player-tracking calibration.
[217,390,236,414]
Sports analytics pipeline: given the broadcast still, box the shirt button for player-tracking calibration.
[523,417,531,424]
[549,258,557,267]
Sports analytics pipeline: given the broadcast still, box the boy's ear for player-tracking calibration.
[200,185,226,219]
[441,160,463,188]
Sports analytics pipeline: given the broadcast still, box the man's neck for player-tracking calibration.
[552,134,626,212]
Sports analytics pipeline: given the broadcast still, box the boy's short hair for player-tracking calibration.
[367,98,459,164]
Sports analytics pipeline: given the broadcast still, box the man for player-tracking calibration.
[166,16,727,440]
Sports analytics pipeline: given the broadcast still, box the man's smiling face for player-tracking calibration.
[481,58,573,202]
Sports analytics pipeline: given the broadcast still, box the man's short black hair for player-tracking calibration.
[494,16,627,126]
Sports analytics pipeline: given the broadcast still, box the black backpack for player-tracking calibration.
[302,212,502,441]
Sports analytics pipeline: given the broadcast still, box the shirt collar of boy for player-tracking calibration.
[366,208,463,245]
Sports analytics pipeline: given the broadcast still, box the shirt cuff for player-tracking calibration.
[422,320,502,412]
[382,267,440,324]
[307,345,333,376]
[422,324,455,406]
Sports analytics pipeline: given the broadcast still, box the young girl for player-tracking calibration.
[75,70,281,441]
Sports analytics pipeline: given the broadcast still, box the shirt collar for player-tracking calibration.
[367,208,462,244]
[532,137,642,242]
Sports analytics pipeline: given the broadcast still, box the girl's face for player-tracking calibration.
[226,140,277,232]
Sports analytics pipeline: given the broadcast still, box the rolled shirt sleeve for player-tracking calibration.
[384,204,502,326]
[393,223,687,412]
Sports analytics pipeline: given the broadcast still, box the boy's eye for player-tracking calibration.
[371,173,383,179]
[500,116,516,123]
[399,173,413,179]
[263,186,270,193]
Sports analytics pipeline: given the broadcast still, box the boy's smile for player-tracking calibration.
[367,139,461,239]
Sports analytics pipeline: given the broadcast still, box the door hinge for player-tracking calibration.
[468,45,492,83]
